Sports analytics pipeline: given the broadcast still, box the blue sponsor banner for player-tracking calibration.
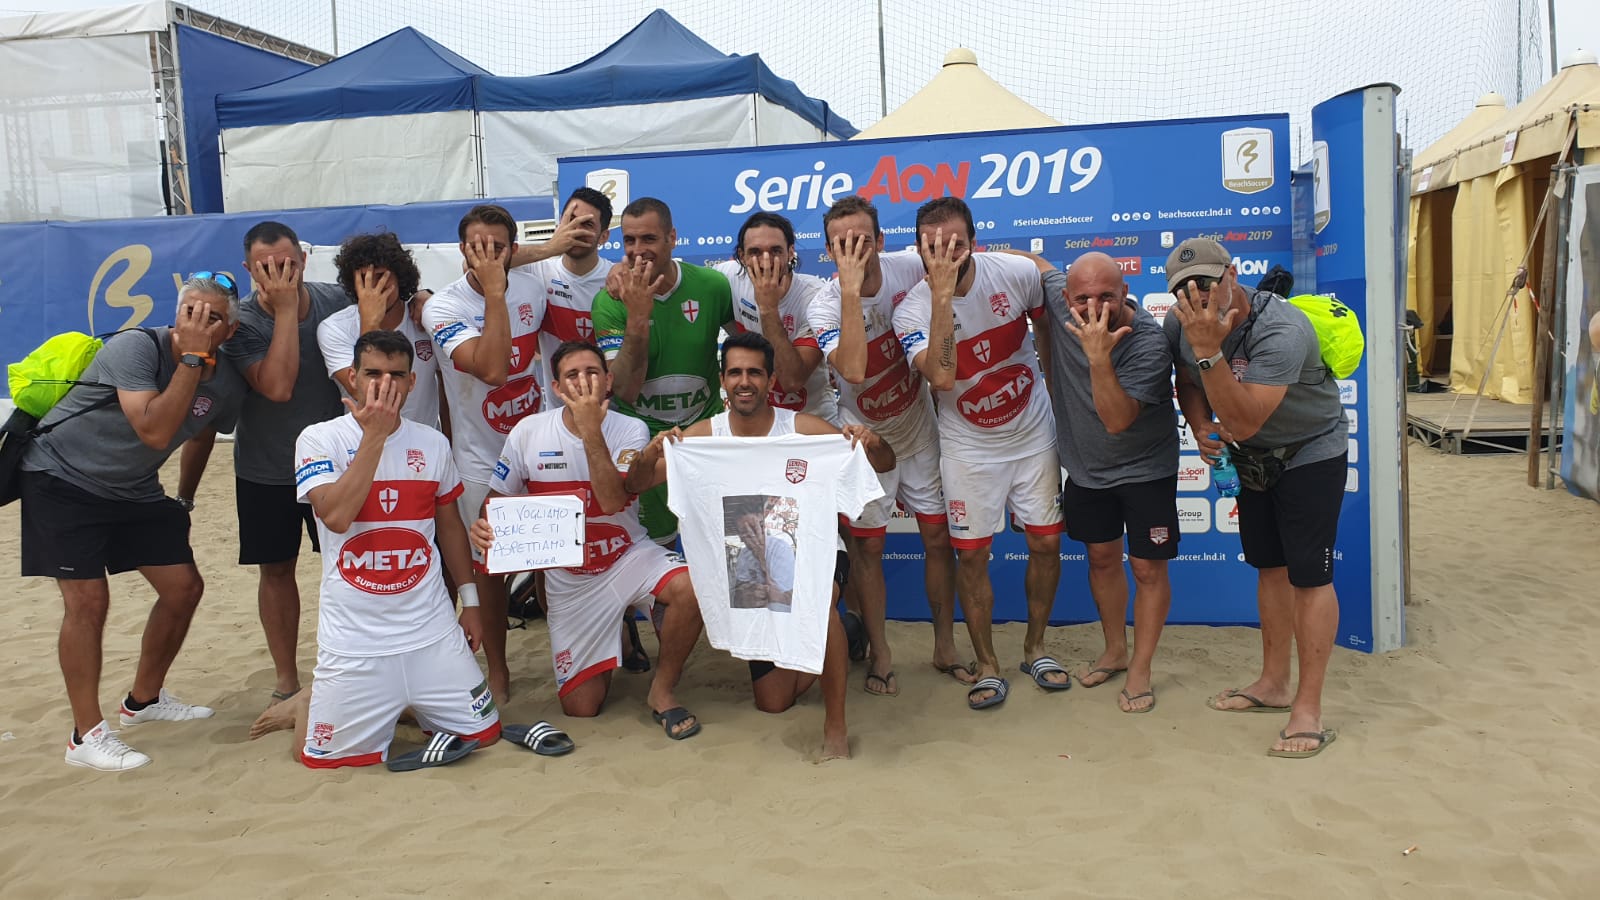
[1310,91,1376,651]
[0,195,552,385]
[560,117,1306,629]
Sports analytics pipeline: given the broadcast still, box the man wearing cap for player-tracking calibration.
[1163,237,1348,759]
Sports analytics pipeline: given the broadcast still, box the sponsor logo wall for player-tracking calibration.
[555,114,1382,633]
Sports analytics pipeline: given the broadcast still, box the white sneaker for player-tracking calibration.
[119,688,215,725]
[64,721,151,771]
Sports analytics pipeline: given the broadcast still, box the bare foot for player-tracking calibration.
[932,659,978,685]
[1119,670,1155,712]
[820,731,850,761]
[249,690,307,739]
[1271,714,1332,754]
[1208,680,1292,711]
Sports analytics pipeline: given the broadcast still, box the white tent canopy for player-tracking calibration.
[853,48,1058,140]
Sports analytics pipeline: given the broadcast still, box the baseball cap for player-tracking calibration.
[1164,238,1232,291]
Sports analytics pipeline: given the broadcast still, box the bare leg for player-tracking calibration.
[646,572,702,735]
[58,579,110,735]
[818,609,850,760]
[257,559,302,701]
[955,546,1000,701]
[1019,531,1064,685]
[1078,540,1130,685]
[1274,582,1339,752]
[559,671,612,718]
[128,563,206,702]
[1122,557,1171,712]
[474,570,511,701]
[752,669,817,712]
[852,533,895,690]
[1211,566,1295,709]
[917,519,962,670]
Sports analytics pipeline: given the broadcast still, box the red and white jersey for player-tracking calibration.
[809,250,938,457]
[714,261,838,424]
[489,408,650,595]
[523,255,612,409]
[294,416,464,658]
[316,305,442,429]
[422,270,545,484]
[893,252,1055,463]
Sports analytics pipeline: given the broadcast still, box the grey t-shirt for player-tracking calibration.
[221,281,348,485]
[1041,269,1178,489]
[23,327,247,501]
[1164,292,1347,469]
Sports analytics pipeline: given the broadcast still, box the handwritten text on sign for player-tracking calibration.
[483,495,585,574]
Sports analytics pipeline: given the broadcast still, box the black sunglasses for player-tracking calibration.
[1175,274,1221,297]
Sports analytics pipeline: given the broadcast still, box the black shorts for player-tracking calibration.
[237,477,319,566]
[1236,452,1347,588]
[1062,474,1181,560]
[20,470,193,579]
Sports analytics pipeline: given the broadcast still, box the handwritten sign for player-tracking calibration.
[483,495,585,574]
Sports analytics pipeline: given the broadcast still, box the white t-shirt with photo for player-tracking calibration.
[666,433,882,674]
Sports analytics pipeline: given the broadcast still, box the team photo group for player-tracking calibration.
[14,183,1350,773]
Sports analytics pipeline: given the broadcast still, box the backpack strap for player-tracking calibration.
[31,328,165,437]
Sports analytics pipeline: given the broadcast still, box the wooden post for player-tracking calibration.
[1527,167,1567,487]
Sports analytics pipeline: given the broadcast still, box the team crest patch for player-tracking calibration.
[406,448,425,472]
[378,486,399,515]
[554,649,574,676]
[950,500,967,523]
[616,448,639,466]
[973,339,992,364]
[1149,526,1170,545]
[782,313,795,333]
[414,340,433,362]
[518,303,535,326]
[577,317,594,339]
[191,396,213,417]
[682,298,700,322]
[989,292,1011,317]
[785,458,808,484]
[311,722,334,747]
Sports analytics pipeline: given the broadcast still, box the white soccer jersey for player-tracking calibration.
[809,250,938,457]
[423,270,546,484]
[316,305,442,428]
[524,256,612,409]
[893,252,1055,463]
[294,417,464,658]
[714,261,838,424]
[666,433,883,675]
[489,408,651,595]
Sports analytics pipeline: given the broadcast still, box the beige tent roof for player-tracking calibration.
[1410,93,1506,194]
[1450,51,1600,184]
[853,48,1058,140]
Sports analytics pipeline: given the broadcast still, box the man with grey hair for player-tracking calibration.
[18,274,249,771]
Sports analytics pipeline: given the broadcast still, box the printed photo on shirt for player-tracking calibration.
[723,494,796,612]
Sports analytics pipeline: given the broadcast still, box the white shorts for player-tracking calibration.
[942,446,1063,550]
[849,440,947,535]
[457,480,492,564]
[300,629,501,769]
[546,540,687,698]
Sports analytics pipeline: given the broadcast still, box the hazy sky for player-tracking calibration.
[5,0,1598,155]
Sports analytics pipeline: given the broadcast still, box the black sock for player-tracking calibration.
[72,729,81,745]
[124,692,155,712]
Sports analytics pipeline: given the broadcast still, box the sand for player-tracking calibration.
[1,445,1598,899]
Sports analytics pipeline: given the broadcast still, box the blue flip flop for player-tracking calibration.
[967,676,1009,710]
[503,721,574,757]
[1020,656,1073,691]
[386,732,480,772]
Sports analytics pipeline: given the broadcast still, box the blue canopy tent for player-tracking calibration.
[476,9,856,198]
[216,27,491,212]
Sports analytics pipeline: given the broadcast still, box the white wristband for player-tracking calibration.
[458,584,480,609]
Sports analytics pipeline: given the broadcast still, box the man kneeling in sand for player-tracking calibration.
[252,331,509,768]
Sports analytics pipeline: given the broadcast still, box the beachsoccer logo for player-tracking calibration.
[1312,140,1332,233]
[1221,127,1275,195]
[586,167,630,212]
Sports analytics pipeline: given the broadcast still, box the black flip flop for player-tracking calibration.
[622,617,652,673]
[503,721,575,756]
[386,732,480,772]
[840,610,868,662]
[651,706,701,740]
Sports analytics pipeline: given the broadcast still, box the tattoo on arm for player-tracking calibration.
[938,336,955,369]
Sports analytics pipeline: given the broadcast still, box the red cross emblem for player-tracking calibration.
[682,299,700,322]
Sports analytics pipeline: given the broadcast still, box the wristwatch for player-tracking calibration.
[179,352,211,368]
[173,496,196,512]
[1197,350,1225,371]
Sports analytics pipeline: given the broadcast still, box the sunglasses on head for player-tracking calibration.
[190,271,238,296]
[1175,274,1221,296]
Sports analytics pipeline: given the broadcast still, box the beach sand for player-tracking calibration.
[1,445,1597,898]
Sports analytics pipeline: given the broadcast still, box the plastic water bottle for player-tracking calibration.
[1212,444,1242,498]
